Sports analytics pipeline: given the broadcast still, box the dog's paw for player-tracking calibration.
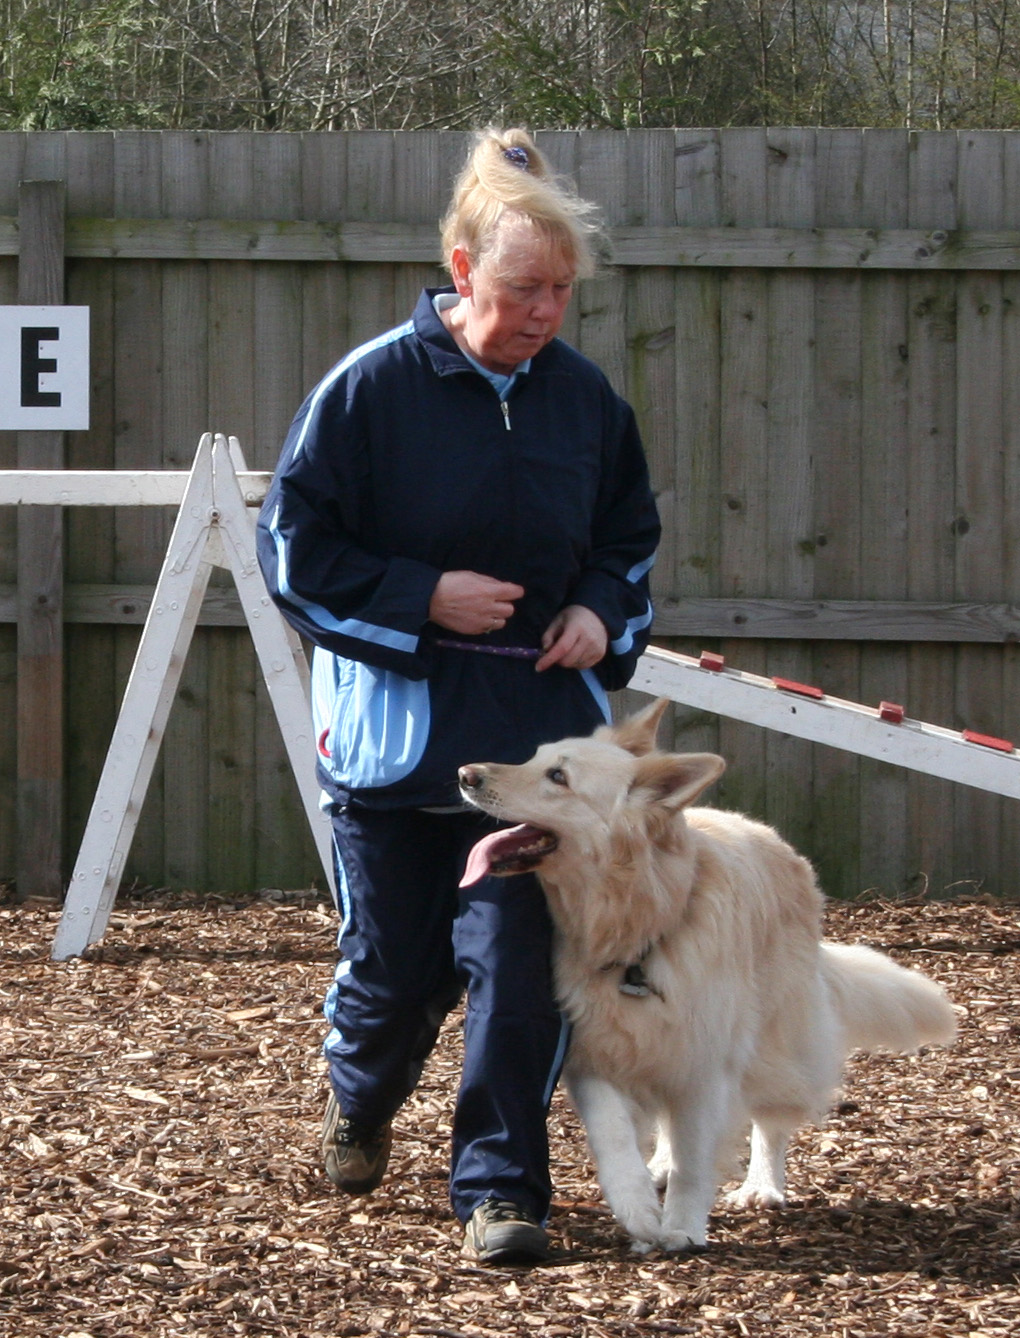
[628,1236,658,1256]
[725,1183,786,1210]
[658,1229,709,1255]
[613,1198,662,1251]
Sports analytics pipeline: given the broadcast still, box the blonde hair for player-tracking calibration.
[440,128,604,280]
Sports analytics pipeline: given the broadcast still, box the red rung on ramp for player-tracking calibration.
[772,677,824,700]
[962,729,1015,753]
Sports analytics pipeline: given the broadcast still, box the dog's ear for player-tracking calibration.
[599,697,671,756]
[629,752,726,809]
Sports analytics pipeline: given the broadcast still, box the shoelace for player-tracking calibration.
[334,1117,386,1149]
[479,1198,535,1224]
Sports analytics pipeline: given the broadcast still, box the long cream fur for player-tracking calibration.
[459,699,957,1254]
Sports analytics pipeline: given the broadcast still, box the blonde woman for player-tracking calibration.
[257,129,660,1264]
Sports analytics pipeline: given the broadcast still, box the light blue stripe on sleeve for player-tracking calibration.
[610,600,654,657]
[627,552,656,583]
[609,550,657,656]
[269,504,419,654]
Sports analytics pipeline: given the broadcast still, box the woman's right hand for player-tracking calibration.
[429,571,524,636]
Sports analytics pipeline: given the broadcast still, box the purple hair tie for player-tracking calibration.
[502,146,530,170]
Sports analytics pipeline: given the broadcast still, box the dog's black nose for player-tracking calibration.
[459,765,483,790]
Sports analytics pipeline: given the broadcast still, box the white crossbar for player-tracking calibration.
[0,469,270,506]
[632,647,1020,800]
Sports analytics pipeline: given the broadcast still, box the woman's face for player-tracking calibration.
[448,220,575,375]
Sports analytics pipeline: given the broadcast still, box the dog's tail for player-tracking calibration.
[820,942,957,1053]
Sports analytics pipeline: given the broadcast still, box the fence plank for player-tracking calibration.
[111,132,169,881]
[717,126,770,822]
[1002,135,1020,890]
[64,135,117,886]
[762,128,817,857]
[906,131,960,894]
[670,130,721,758]
[626,129,679,664]
[159,133,214,889]
[858,129,911,895]
[0,141,21,872]
[0,223,16,873]
[16,180,65,899]
[197,135,261,892]
[344,133,397,354]
[249,134,307,890]
[392,131,449,338]
[954,131,1006,894]
[811,129,864,899]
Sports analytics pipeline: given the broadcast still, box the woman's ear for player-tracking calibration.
[450,245,474,298]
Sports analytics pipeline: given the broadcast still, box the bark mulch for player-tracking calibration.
[1,886,1017,1338]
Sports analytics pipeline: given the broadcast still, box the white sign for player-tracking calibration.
[0,306,90,430]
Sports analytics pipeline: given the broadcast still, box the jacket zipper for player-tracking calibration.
[500,399,511,431]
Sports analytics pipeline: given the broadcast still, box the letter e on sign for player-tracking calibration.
[0,306,90,429]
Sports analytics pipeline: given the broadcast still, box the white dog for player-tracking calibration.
[459,698,957,1254]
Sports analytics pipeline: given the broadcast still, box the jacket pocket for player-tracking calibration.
[312,649,431,790]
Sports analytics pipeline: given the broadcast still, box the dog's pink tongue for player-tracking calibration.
[460,825,530,887]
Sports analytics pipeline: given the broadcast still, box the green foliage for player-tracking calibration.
[0,0,158,129]
[486,0,727,128]
[3,0,1020,132]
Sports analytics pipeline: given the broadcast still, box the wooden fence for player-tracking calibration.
[2,128,1019,900]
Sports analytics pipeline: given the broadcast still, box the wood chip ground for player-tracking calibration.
[1,887,1017,1337]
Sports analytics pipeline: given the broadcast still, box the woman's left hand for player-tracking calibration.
[535,604,608,673]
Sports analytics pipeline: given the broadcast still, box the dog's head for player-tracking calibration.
[458,698,725,886]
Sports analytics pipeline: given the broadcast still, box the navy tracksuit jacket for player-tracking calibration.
[256,288,660,1222]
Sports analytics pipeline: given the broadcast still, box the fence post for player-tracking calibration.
[16,180,66,901]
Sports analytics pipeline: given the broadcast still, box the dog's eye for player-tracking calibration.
[546,767,568,787]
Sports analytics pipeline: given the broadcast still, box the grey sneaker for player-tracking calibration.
[321,1091,392,1194]
[462,1198,550,1264]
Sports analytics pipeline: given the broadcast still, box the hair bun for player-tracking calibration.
[440,128,603,279]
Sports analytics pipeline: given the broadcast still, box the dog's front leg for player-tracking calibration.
[726,1116,791,1209]
[567,1072,662,1252]
[659,1078,736,1253]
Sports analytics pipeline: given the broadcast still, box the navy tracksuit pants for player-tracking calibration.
[323,802,569,1225]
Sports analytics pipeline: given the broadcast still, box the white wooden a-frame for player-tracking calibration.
[52,434,334,960]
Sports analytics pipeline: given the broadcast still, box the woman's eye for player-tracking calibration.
[546,767,568,786]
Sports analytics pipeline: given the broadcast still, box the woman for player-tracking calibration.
[257,128,660,1264]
